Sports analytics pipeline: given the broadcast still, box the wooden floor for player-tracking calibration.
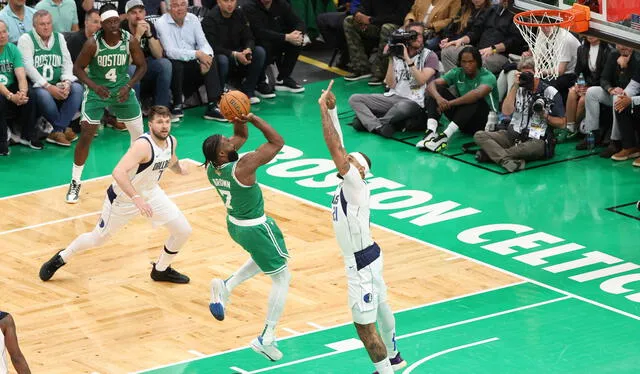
[0,160,517,373]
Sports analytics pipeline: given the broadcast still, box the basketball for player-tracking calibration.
[219,90,251,121]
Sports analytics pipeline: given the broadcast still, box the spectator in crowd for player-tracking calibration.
[0,19,40,156]
[156,0,225,120]
[566,36,610,147]
[474,57,566,172]
[348,21,438,137]
[242,0,307,94]
[404,0,460,52]
[202,0,265,104]
[315,0,359,70]
[122,0,172,112]
[18,10,83,146]
[0,311,31,374]
[66,8,100,60]
[582,43,638,158]
[0,0,35,43]
[610,68,640,164]
[441,0,525,74]
[342,0,412,85]
[438,0,489,52]
[417,46,499,152]
[34,0,79,33]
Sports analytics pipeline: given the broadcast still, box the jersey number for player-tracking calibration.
[105,68,117,83]
[42,65,54,81]
[219,190,233,210]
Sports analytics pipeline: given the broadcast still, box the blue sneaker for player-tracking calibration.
[209,278,229,321]
[390,352,407,371]
[250,336,283,361]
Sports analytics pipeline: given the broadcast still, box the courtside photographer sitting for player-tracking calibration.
[473,57,566,172]
[348,21,439,138]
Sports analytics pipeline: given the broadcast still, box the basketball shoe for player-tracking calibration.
[209,278,230,321]
[372,352,407,373]
[39,250,66,281]
[150,263,190,283]
[250,336,283,361]
[65,180,81,204]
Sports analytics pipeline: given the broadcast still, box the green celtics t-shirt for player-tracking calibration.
[0,43,23,87]
[442,67,500,112]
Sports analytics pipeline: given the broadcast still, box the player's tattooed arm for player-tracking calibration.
[319,81,350,176]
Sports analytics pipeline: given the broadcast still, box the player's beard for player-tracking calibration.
[152,129,169,140]
[227,150,239,162]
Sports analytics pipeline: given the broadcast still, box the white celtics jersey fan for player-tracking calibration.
[109,133,174,201]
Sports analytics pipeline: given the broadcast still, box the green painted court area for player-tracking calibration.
[2,78,639,372]
[139,282,640,373]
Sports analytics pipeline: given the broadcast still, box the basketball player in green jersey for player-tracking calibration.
[66,3,147,204]
[202,113,291,362]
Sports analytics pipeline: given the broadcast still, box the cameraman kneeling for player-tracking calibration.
[348,22,439,138]
[473,57,566,172]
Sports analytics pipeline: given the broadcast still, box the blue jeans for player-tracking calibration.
[128,57,172,107]
[216,46,266,98]
[33,82,83,133]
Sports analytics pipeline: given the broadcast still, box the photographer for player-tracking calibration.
[473,57,566,172]
[348,22,439,138]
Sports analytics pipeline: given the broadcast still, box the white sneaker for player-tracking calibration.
[425,133,448,153]
[250,336,283,361]
[65,180,81,204]
[415,129,436,149]
[209,278,229,321]
[250,96,261,104]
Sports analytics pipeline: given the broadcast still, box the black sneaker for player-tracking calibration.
[203,103,228,122]
[39,250,66,281]
[255,82,276,99]
[150,264,190,284]
[344,71,372,81]
[171,105,184,122]
[275,77,304,93]
[351,117,366,132]
[0,142,8,156]
[19,138,44,150]
[475,150,490,163]
[599,141,621,158]
[376,124,394,138]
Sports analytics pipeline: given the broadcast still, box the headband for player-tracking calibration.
[100,10,119,21]
[349,152,370,175]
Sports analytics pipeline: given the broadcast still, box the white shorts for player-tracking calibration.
[347,253,387,325]
[96,188,181,237]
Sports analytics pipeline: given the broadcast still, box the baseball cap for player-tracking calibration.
[125,0,145,13]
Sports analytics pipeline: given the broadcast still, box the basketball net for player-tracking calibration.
[514,11,574,80]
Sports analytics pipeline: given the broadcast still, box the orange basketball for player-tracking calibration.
[219,90,251,121]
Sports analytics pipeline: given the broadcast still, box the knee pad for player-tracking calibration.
[124,117,144,142]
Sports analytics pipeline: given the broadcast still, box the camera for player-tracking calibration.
[387,29,418,57]
[532,97,547,113]
[519,71,535,91]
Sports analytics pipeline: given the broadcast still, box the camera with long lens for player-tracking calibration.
[387,29,418,57]
[531,97,549,113]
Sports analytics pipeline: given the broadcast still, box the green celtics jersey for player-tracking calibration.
[88,29,131,90]
[207,162,265,220]
[29,31,63,84]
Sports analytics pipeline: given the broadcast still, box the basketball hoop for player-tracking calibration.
[514,4,590,80]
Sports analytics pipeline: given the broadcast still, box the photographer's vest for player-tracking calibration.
[389,48,435,108]
[29,31,63,84]
[511,82,559,139]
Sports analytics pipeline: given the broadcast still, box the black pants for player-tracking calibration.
[426,85,490,135]
[262,40,301,80]
[316,11,349,61]
[0,82,37,145]
[170,59,222,106]
[615,105,640,149]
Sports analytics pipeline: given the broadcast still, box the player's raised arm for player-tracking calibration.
[235,114,284,184]
[228,114,249,151]
[319,80,350,176]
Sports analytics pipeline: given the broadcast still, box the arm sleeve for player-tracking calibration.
[341,165,368,207]
[328,107,344,146]
[59,34,77,82]
[17,36,45,86]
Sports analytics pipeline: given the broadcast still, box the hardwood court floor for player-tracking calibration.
[0,161,517,373]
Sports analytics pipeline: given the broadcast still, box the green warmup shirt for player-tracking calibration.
[442,66,500,112]
[0,42,23,87]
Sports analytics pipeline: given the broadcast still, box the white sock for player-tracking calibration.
[72,163,84,182]
[427,118,438,132]
[377,302,398,358]
[155,247,176,271]
[225,258,261,293]
[444,122,459,138]
[373,357,393,374]
[125,117,144,144]
[262,268,291,344]
[566,122,576,132]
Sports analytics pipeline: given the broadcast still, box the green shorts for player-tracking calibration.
[227,216,289,275]
[81,88,141,124]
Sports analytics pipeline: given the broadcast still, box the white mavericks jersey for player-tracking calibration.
[109,134,174,201]
[331,166,375,266]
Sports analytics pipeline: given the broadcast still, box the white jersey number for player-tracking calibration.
[42,65,54,82]
[219,190,233,210]
[105,68,117,82]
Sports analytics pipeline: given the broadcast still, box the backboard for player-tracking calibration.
[514,0,640,49]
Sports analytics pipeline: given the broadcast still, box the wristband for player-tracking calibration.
[131,194,141,199]
[407,62,415,67]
